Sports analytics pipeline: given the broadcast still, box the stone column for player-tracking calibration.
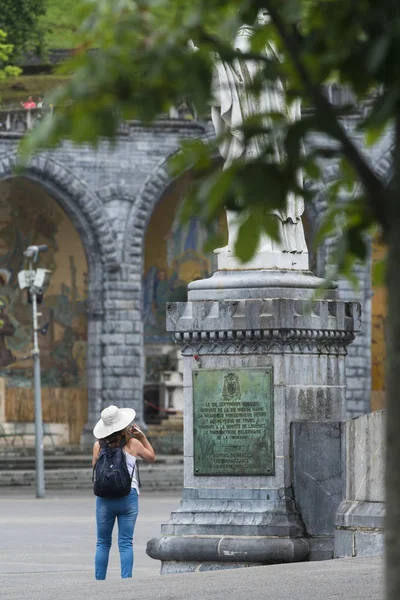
[81,263,143,446]
[147,265,360,573]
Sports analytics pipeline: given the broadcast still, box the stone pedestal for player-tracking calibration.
[147,270,360,573]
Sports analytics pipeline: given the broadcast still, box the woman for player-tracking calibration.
[92,405,156,580]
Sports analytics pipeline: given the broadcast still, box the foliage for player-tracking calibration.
[17,3,400,597]
[0,29,22,104]
[0,0,47,59]
[20,0,395,275]
[38,0,83,50]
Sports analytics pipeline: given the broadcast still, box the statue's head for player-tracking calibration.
[257,9,270,26]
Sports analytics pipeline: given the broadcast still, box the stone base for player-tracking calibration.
[147,535,309,574]
[159,561,267,575]
[188,269,337,301]
[216,248,309,271]
[155,285,361,575]
[334,500,385,558]
[308,537,335,561]
[146,487,309,571]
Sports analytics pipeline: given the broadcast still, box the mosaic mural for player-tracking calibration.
[0,178,88,388]
[142,177,225,345]
[143,214,217,342]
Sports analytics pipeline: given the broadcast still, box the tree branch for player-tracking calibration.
[265,3,388,230]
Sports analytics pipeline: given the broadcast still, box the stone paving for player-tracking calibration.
[0,489,383,600]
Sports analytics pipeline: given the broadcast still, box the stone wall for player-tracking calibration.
[292,421,344,561]
[0,114,393,432]
[291,411,385,561]
[0,121,208,436]
[337,262,372,417]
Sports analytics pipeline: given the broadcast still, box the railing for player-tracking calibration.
[0,86,377,135]
[0,101,198,135]
[0,107,50,133]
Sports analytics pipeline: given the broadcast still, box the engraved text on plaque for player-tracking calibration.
[193,368,274,476]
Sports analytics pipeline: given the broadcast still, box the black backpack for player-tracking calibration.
[93,440,133,498]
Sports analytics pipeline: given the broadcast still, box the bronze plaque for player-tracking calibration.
[193,368,274,476]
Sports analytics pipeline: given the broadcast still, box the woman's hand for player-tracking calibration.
[129,423,146,441]
[128,424,156,463]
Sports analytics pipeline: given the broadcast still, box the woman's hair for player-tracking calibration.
[102,427,130,447]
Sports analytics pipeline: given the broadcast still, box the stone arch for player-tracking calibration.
[123,154,174,263]
[123,128,219,263]
[0,151,120,438]
[0,152,119,312]
[96,182,137,205]
[0,152,119,272]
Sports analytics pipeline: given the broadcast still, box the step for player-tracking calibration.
[0,454,183,470]
[0,463,184,491]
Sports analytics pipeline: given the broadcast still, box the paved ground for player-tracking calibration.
[0,490,383,600]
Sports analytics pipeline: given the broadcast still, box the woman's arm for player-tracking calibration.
[92,441,100,467]
[127,427,156,463]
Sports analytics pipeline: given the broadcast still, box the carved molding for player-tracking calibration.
[176,329,355,356]
[167,299,361,336]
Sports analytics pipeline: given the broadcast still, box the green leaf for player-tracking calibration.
[365,123,386,147]
[235,213,261,263]
[203,233,225,253]
[367,34,390,75]
[304,160,321,180]
[339,158,356,193]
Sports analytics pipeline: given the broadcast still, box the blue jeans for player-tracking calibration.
[95,489,138,580]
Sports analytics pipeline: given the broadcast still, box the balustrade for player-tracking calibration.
[0,86,375,134]
[0,106,51,133]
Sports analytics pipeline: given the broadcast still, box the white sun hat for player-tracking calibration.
[93,405,136,439]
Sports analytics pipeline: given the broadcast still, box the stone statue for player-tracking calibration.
[211,12,308,270]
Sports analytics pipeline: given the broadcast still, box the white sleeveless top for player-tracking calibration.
[124,450,140,494]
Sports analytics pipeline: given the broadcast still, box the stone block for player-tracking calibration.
[307,537,334,561]
[101,333,125,346]
[346,411,385,502]
[115,321,134,333]
[354,531,384,557]
[335,500,385,530]
[292,421,343,536]
[287,385,345,421]
[120,376,139,389]
[124,334,141,345]
[183,385,194,458]
[183,455,290,490]
[334,530,354,558]
[181,487,287,502]
[160,562,199,574]
[160,561,263,574]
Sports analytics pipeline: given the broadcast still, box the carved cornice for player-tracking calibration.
[175,328,355,356]
[167,298,361,336]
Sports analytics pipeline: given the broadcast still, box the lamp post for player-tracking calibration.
[18,245,52,499]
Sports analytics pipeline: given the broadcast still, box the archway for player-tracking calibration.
[142,170,227,423]
[0,176,88,444]
[0,152,125,443]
